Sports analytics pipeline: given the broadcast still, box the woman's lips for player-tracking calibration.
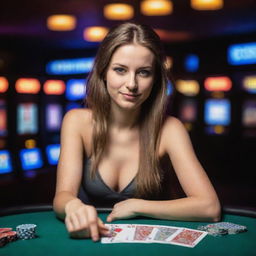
[120,92,140,100]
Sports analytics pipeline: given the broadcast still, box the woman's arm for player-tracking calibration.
[53,109,109,240]
[53,109,85,218]
[107,117,221,222]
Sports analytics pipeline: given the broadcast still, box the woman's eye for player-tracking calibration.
[138,70,151,77]
[113,67,126,74]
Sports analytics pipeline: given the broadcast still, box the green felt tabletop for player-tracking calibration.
[0,211,255,256]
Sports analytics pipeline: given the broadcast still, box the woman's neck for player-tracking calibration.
[108,105,140,130]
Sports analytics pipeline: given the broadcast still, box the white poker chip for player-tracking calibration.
[16,224,37,240]
[198,222,247,236]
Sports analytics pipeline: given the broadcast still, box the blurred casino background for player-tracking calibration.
[0,0,256,209]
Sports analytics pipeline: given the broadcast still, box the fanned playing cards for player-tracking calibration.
[101,224,208,248]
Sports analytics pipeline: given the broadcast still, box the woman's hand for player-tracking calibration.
[64,198,109,241]
[106,199,141,222]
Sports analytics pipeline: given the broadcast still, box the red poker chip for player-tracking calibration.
[0,231,18,243]
[0,228,12,233]
[0,237,8,247]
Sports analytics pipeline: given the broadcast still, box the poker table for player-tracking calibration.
[0,205,256,256]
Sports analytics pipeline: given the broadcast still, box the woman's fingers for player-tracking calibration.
[98,218,110,236]
[70,229,89,239]
[86,206,101,241]
[70,213,82,231]
[65,204,109,240]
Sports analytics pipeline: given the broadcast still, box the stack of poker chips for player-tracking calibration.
[16,224,37,240]
[198,222,247,236]
[0,228,18,247]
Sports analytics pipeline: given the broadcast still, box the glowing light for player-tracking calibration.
[15,78,41,94]
[43,80,66,95]
[25,139,36,149]
[104,4,134,20]
[47,15,76,31]
[228,42,256,65]
[242,100,256,127]
[66,79,86,101]
[46,58,94,75]
[214,125,224,134]
[179,99,197,122]
[166,80,173,96]
[46,144,60,165]
[17,103,38,135]
[204,99,231,126]
[46,104,63,131]
[0,100,7,137]
[20,148,43,170]
[0,150,12,174]
[141,0,173,16]
[243,76,256,94]
[204,76,232,92]
[83,27,109,42]
[176,80,200,96]
[165,56,173,70]
[184,54,199,72]
[191,0,223,10]
[0,77,8,93]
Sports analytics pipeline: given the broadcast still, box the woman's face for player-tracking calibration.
[105,43,155,112]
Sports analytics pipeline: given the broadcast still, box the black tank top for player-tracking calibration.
[78,155,176,208]
[78,159,136,208]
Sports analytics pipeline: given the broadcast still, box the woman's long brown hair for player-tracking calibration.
[85,23,169,198]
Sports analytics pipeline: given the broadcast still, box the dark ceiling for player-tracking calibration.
[1,0,256,50]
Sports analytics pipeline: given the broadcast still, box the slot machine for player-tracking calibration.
[203,76,232,135]
[45,57,93,112]
[0,76,13,176]
[227,42,256,137]
[43,57,94,167]
[240,75,256,137]
[12,77,44,178]
[41,79,66,168]
[65,78,86,111]
[175,79,200,131]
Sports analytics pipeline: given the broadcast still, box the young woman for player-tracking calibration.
[53,23,221,241]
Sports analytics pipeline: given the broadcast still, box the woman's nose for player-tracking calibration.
[126,73,138,91]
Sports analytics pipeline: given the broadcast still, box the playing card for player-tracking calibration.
[169,228,208,248]
[101,224,208,247]
[132,225,154,242]
[149,226,179,243]
[101,224,136,243]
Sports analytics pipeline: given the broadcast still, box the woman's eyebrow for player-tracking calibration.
[111,63,127,67]
[112,63,153,69]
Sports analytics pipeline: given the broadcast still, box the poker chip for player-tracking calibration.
[0,234,8,247]
[16,224,37,240]
[0,228,13,233]
[0,229,18,247]
[198,222,247,236]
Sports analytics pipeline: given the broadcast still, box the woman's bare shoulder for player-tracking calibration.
[61,108,93,154]
[63,108,93,125]
[159,116,187,152]
[162,116,184,133]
